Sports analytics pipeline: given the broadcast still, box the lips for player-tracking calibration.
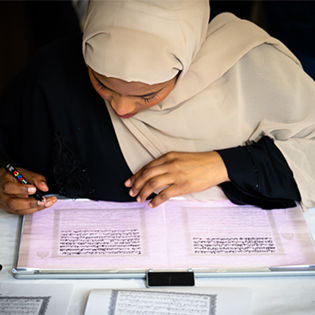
[114,111,135,118]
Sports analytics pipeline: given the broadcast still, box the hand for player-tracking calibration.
[124,151,229,208]
[0,167,57,215]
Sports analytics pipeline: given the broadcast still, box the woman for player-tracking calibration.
[0,0,314,215]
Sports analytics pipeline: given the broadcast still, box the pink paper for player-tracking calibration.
[17,199,315,271]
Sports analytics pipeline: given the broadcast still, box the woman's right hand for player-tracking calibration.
[0,167,57,215]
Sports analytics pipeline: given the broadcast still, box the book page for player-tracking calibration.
[0,283,73,315]
[17,199,315,271]
[84,287,252,315]
[110,290,215,315]
[164,200,315,269]
[18,200,169,270]
[0,297,49,315]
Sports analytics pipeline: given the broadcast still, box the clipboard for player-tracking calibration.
[12,199,315,283]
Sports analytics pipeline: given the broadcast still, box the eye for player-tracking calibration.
[142,94,157,103]
[94,77,110,92]
[97,82,108,91]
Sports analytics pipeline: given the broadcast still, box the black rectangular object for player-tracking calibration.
[146,271,195,287]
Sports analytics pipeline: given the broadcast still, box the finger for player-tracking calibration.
[17,168,49,192]
[32,178,49,192]
[44,196,58,207]
[7,196,45,211]
[11,193,30,199]
[148,185,181,208]
[129,166,167,197]
[124,154,172,187]
[2,182,37,196]
[13,206,47,215]
[9,196,58,215]
[130,157,173,196]
[6,195,57,212]
[136,174,174,203]
[19,198,58,214]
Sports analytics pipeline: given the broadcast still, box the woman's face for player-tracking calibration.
[88,67,177,118]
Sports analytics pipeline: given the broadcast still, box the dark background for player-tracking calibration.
[0,0,314,94]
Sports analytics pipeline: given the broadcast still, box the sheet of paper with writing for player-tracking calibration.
[84,287,252,315]
[0,283,73,315]
[16,199,315,271]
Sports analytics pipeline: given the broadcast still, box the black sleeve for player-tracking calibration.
[216,136,301,209]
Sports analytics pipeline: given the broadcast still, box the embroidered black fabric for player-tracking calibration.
[51,131,96,199]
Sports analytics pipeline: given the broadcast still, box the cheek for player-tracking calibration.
[97,89,112,101]
[145,98,161,108]
[150,90,170,106]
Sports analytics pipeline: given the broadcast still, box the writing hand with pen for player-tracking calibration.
[0,167,57,215]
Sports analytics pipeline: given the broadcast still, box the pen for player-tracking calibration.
[0,155,44,202]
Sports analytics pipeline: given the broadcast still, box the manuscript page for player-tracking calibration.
[0,283,73,315]
[17,199,315,271]
[164,201,315,269]
[84,287,252,315]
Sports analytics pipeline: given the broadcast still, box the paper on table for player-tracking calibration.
[84,287,252,315]
[17,199,315,271]
[0,283,73,315]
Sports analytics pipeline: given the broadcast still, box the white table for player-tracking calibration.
[1,207,315,315]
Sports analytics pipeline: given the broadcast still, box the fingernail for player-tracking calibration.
[137,196,141,203]
[27,187,36,194]
[45,201,53,207]
[37,200,45,206]
[125,179,131,187]
[148,202,153,208]
[40,180,48,188]
[129,189,135,196]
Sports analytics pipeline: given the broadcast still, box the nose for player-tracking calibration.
[110,94,136,116]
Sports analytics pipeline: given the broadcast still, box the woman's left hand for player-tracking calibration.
[124,151,229,208]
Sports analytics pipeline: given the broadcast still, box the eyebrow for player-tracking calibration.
[92,72,164,98]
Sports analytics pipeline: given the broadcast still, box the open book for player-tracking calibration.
[13,199,315,278]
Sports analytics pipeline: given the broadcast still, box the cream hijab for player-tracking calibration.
[83,0,315,208]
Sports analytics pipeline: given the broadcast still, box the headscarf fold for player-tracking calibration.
[83,0,315,208]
